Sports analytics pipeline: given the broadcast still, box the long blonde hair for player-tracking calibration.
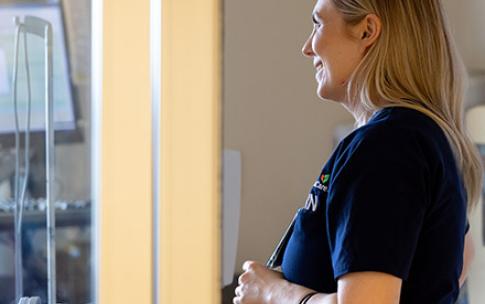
[333,0,483,213]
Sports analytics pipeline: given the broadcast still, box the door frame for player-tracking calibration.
[93,0,153,302]
[158,0,222,303]
[93,0,222,303]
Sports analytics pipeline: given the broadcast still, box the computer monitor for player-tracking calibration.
[0,0,79,144]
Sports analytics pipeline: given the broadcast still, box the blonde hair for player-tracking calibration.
[333,0,483,214]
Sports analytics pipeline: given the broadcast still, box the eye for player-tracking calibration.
[312,14,323,29]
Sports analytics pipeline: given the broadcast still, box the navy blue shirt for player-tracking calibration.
[281,106,469,303]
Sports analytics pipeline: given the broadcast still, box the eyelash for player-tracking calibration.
[312,17,322,29]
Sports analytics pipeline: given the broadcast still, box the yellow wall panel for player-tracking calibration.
[99,0,153,302]
[159,0,222,303]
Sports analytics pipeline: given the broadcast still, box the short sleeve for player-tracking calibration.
[465,220,470,234]
[326,125,430,281]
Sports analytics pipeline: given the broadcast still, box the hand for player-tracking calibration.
[233,260,286,304]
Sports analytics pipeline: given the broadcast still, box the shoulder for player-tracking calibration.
[333,107,445,172]
[334,121,426,169]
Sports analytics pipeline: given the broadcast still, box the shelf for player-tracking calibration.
[0,208,90,231]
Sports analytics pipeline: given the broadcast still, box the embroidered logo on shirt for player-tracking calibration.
[313,173,330,192]
[304,173,330,211]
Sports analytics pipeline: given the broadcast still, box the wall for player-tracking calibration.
[223,0,353,271]
[443,1,485,303]
[443,0,485,71]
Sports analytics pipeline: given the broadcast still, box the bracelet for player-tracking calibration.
[298,291,319,304]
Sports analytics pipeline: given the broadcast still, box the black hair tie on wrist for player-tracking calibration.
[298,291,319,304]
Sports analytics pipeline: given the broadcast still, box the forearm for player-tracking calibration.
[273,279,337,304]
[459,231,475,288]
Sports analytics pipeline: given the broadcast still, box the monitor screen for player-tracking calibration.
[0,2,76,134]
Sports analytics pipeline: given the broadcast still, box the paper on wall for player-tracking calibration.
[0,48,9,96]
[222,149,242,287]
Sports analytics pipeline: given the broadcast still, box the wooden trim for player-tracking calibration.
[98,0,153,302]
[159,0,222,303]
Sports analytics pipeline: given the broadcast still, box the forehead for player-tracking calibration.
[313,0,336,19]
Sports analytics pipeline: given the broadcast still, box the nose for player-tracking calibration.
[301,34,315,58]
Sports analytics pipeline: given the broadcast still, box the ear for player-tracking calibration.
[358,13,381,49]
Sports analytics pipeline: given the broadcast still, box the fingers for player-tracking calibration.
[233,285,242,304]
[234,285,241,297]
[238,272,248,285]
[242,260,256,272]
[235,260,260,304]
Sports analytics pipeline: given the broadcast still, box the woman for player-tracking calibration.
[233,0,481,303]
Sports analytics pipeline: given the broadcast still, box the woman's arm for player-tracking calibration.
[235,261,400,304]
[276,272,401,304]
[279,233,473,304]
[271,236,472,304]
[459,230,475,288]
[274,279,336,304]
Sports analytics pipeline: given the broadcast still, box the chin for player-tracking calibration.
[317,85,342,103]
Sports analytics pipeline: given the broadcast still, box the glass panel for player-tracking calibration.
[0,0,92,303]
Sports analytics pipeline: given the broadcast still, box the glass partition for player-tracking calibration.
[0,0,92,303]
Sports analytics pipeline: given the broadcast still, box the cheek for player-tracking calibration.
[313,41,340,80]
[339,45,364,78]
[321,57,341,85]
[313,33,361,86]
[312,30,328,57]
[330,50,361,86]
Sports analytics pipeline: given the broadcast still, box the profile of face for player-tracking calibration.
[302,0,381,103]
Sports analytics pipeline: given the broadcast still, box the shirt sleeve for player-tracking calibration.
[326,125,431,281]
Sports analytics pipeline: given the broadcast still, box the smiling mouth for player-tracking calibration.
[316,64,323,74]
[314,61,323,70]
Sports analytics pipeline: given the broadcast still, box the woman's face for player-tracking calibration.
[302,0,366,103]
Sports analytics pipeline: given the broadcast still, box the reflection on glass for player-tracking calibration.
[0,0,92,303]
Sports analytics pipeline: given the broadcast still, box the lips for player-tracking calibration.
[314,61,323,70]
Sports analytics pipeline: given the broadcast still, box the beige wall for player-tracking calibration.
[225,0,485,281]
[443,0,485,70]
[443,1,485,303]
[223,0,353,271]
[443,0,485,111]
